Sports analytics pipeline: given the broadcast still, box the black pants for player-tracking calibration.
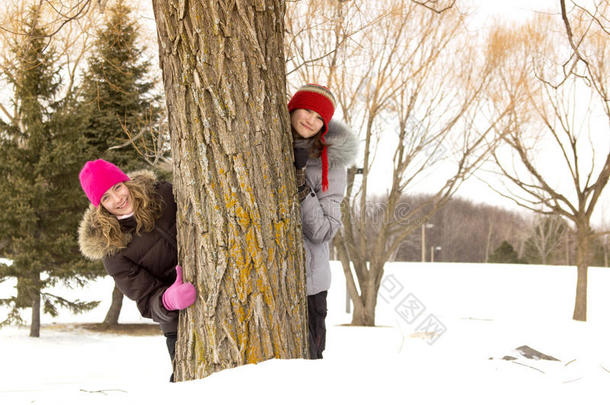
[165,332,177,382]
[307,291,328,359]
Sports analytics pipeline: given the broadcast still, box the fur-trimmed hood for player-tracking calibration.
[311,120,359,168]
[78,169,157,261]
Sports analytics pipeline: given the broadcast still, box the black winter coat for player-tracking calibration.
[78,170,179,333]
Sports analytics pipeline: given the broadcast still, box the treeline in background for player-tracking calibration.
[336,193,609,267]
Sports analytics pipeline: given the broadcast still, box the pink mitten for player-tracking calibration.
[162,266,196,311]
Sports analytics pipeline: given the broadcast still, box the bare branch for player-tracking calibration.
[572,1,610,36]
[411,0,457,14]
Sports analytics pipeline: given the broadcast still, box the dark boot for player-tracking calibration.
[164,332,177,382]
[307,291,328,359]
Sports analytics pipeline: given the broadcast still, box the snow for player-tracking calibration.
[1,261,609,404]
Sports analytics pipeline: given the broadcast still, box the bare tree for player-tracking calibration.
[486,2,609,321]
[0,1,98,124]
[524,215,567,265]
[287,0,508,325]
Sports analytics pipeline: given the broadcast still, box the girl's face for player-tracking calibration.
[291,109,324,138]
[100,182,133,217]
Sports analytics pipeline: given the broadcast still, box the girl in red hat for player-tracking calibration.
[77,159,196,381]
[288,84,359,359]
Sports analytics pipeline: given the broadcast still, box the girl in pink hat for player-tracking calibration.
[77,159,195,381]
[288,84,359,359]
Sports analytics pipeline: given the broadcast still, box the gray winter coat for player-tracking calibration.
[301,120,359,296]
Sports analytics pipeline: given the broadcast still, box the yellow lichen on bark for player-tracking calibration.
[153,0,308,381]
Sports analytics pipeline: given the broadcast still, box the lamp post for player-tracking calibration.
[421,223,434,262]
[431,246,442,262]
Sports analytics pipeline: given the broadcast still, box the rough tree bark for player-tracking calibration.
[151,0,308,380]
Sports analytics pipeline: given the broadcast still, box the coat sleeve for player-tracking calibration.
[103,253,177,325]
[300,166,346,244]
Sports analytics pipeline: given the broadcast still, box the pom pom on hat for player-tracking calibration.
[288,84,336,191]
[79,159,130,206]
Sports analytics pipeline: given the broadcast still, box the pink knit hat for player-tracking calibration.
[79,159,130,206]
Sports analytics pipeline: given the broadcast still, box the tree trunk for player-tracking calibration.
[351,288,376,326]
[351,274,377,326]
[103,283,123,325]
[573,222,590,321]
[565,231,570,265]
[151,0,308,381]
[335,232,364,316]
[604,235,608,267]
[30,276,40,338]
[485,221,493,263]
[336,213,380,326]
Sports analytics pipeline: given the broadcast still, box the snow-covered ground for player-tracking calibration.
[1,262,609,404]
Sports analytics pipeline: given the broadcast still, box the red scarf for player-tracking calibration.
[321,134,329,192]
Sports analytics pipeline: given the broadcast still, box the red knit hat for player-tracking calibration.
[79,159,130,206]
[288,84,336,191]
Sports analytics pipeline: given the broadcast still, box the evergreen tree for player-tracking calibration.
[489,241,524,264]
[79,0,164,172]
[78,1,166,324]
[0,6,100,337]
